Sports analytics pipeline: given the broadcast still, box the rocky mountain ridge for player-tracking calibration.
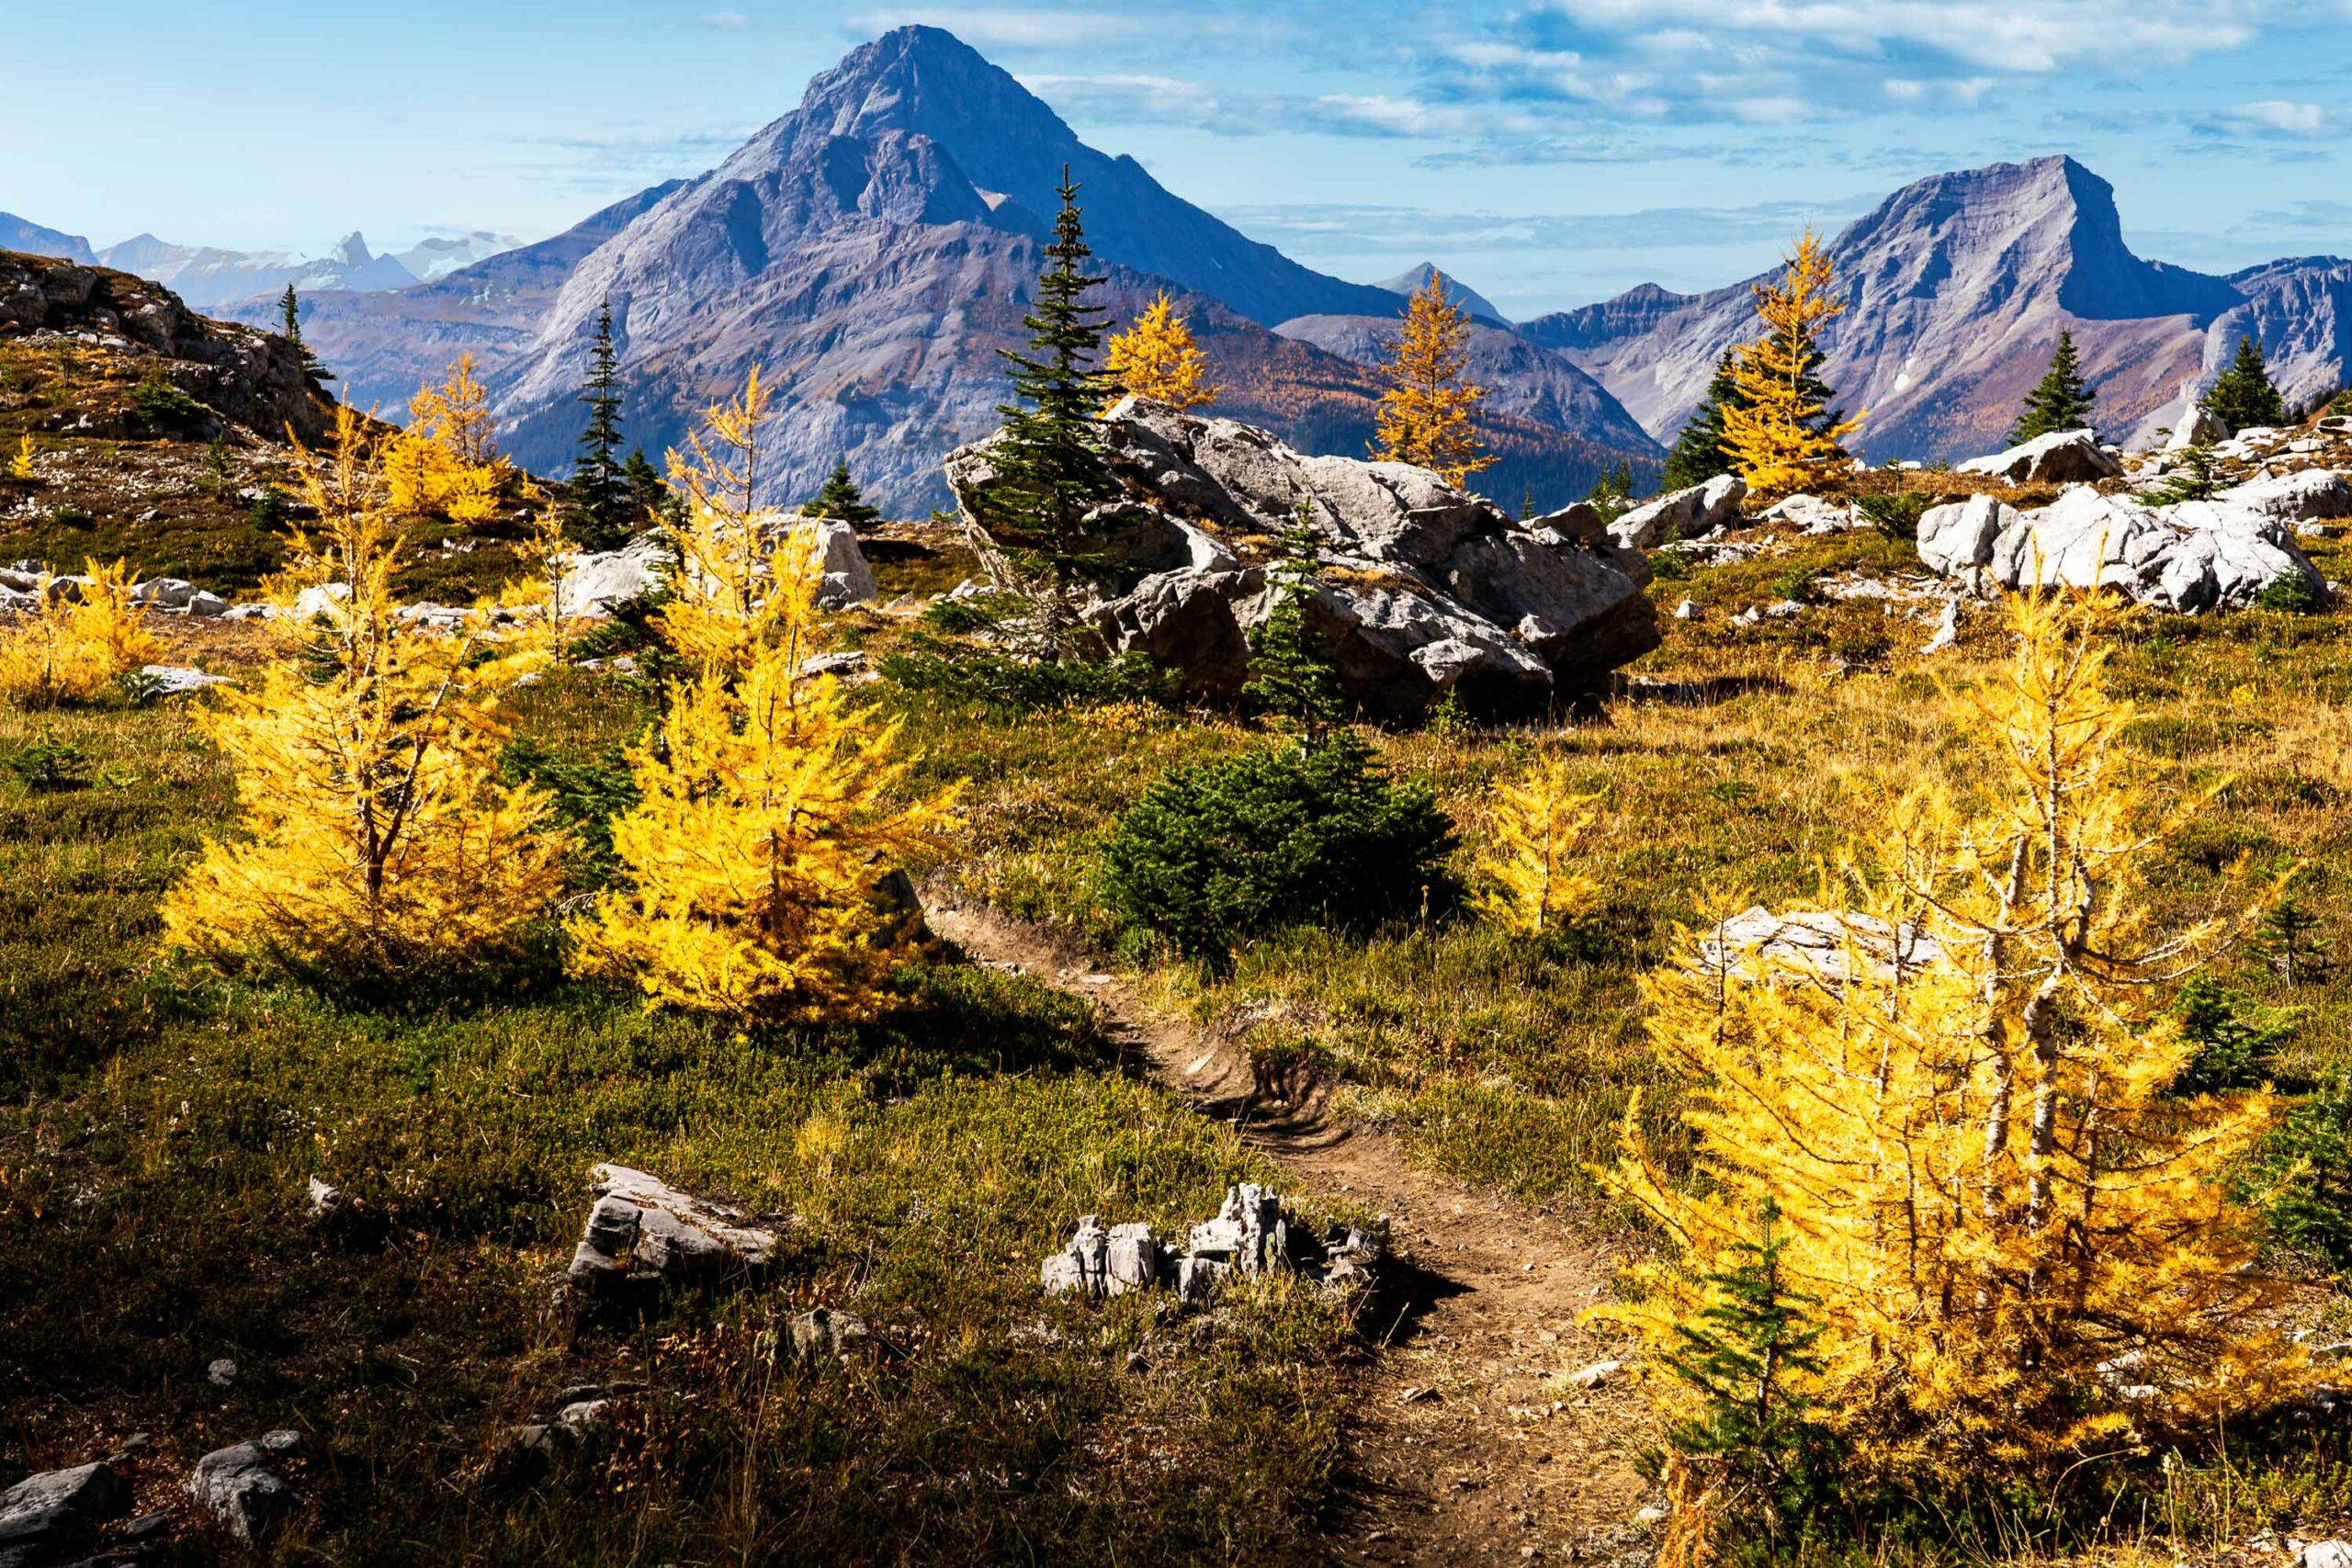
[1521,157,2350,462]
[254,27,1654,513]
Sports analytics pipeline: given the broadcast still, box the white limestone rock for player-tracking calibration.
[1956,428,2122,485]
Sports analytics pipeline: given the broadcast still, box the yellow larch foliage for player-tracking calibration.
[1373,269,1494,490]
[1597,588,2308,1480]
[385,353,506,525]
[0,558,159,707]
[571,370,962,1021]
[160,405,571,976]
[1104,291,1217,411]
[1474,753,1601,936]
[8,435,33,481]
[653,366,792,673]
[1719,230,1863,500]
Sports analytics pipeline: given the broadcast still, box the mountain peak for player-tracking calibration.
[329,231,374,265]
[1374,263,1507,325]
[797,23,1073,150]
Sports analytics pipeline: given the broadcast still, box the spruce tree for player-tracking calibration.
[2009,328,2097,445]
[2201,334,2288,433]
[804,459,881,532]
[984,164,1116,652]
[277,284,326,384]
[1657,1201,1833,1549]
[570,301,630,549]
[1242,504,1344,741]
[1661,353,1737,491]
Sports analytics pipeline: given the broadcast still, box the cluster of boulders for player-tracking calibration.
[946,396,1661,719]
[1919,474,2334,614]
[0,564,231,618]
[565,1163,784,1317]
[1041,1182,1382,1307]
[0,1428,303,1562]
[554,518,876,617]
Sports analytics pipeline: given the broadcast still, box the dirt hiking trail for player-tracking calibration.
[925,898,1659,1566]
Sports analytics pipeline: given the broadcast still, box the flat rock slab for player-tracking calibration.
[0,1461,130,1560]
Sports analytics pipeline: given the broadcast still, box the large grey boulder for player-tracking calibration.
[2213,468,2352,525]
[567,1164,781,1313]
[2165,405,2230,451]
[1605,473,1746,550]
[1917,485,2325,612]
[1956,428,2122,485]
[187,1430,300,1546]
[0,1461,130,1562]
[945,398,1657,718]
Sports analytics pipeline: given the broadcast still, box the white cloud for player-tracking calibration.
[1531,1,2267,73]
[2218,99,2337,136]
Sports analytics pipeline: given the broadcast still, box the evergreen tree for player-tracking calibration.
[1657,1201,1834,1550]
[803,459,882,532]
[2201,334,2288,433]
[622,446,676,528]
[277,284,326,383]
[1660,353,1738,491]
[983,164,1117,652]
[570,301,631,549]
[2009,328,2098,445]
[1242,505,1344,740]
[2253,896,2331,987]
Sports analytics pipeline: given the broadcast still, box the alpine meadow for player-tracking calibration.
[15,11,2352,1568]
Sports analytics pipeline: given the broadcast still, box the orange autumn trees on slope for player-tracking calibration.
[1602,589,2309,1489]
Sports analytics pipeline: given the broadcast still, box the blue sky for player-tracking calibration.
[10,1,2352,316]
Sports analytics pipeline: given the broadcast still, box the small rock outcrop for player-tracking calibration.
[1041,1183,1382,1307]
[1955,428,2122,485]
[945,397,1659,718]
[1917,485,2326,612]
[2212,468,2352,525]
[1695,906,1947,987]
[567,1164,781,1314]
[786,1307,873,1363]
[0,1461,130,1563]
[1605,474,1746,550]
[187,1430,300,1546]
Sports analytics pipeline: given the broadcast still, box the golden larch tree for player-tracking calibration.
[1599,588,2308,1482]
[570,371,961,1021]
[1104,291,1217,411]
[1373,269,1494,490]
[161,405,571,976]
[9,435,33,481]
[0,558,159,707]
[1475,753,1602,936]
[386,353,506,525]
[1719,230,1862,499]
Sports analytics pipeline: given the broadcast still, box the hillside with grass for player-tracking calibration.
[6,172,2352,1568]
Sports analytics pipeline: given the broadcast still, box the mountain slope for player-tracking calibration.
[1521,157,2262,461]
[1273,313,1658,458]
[0,213,95,265]
[275,28,1650,513]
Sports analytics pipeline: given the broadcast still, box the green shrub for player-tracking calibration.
[2245,1073,2352,1270]
[1647,549,1690,582]
[1095,733,1457,963]
[497,735,639,892]
[1,739,91,793]
[2258,572,2326,615]
[1769,563,1818,605]
[1854,491,1930,543]
[922,591,1023,635]
[127,366,203,430]
[880,649,1174,712]
[2167,975,2298,1096]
